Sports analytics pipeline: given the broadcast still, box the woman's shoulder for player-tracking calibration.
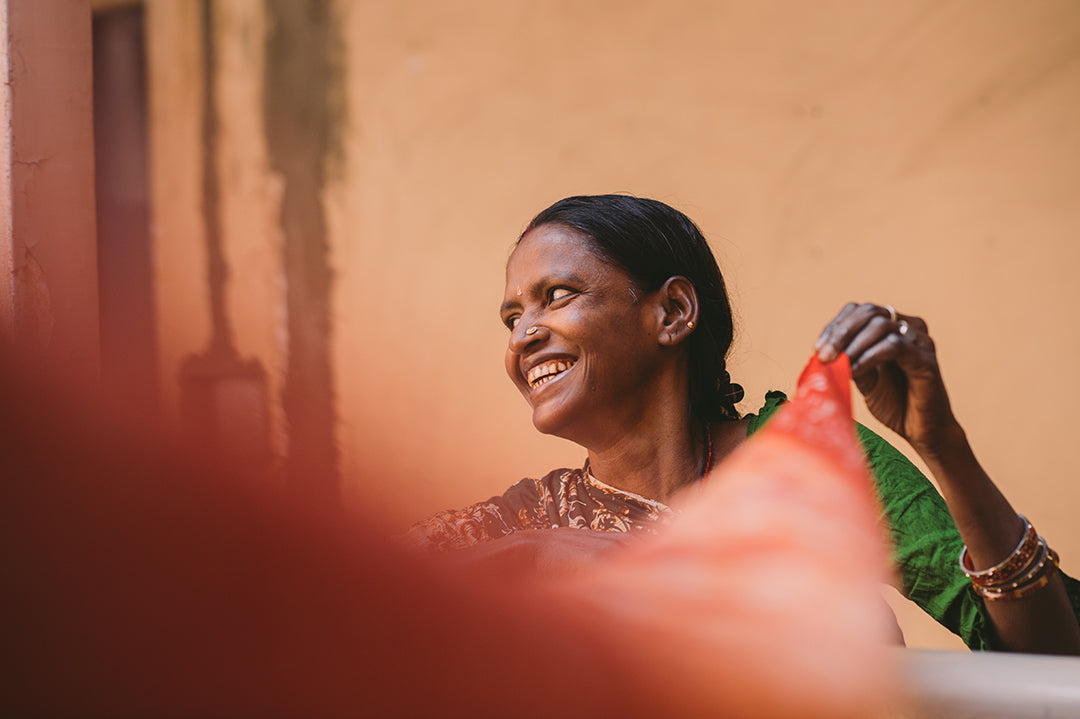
[500,468,586,511]
[742,390,788,436]
[402,469,583,551]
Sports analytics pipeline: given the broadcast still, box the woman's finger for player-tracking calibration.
[816,303,895,363]
[814,302,858,361]
[854,314,936,372]
[840,314,895,371]
[849,332,906,376]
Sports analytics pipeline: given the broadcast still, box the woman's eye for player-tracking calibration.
[550,287,574,302]
[505,316,520,330]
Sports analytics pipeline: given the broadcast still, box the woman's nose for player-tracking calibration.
[508,321,546,354]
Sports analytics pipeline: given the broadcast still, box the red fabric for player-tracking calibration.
[2,351,897,717]
[557,353,897,718]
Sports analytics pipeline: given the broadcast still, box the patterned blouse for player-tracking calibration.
[405,467,674,551]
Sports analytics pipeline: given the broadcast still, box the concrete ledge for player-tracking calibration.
[901,649,1080,718]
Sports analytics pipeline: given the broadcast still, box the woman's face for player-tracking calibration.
[500,224,665,443]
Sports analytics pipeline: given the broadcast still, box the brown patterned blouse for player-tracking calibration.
[404,467,674,552]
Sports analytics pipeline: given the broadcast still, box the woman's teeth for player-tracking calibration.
[528,360,575,388]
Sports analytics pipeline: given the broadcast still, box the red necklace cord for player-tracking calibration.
[699,420,713,481]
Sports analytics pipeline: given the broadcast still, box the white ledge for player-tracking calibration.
[900,649,1080,718]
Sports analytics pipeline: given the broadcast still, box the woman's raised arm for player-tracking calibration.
[815,302,1080,655]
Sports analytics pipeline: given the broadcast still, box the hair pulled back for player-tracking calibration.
[521,194,744,421]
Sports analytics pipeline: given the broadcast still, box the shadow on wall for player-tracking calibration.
[177,0,271,472]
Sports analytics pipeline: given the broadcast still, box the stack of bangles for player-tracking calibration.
[960,516,1060,602]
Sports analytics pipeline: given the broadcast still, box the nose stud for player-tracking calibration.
[525,326,539,336]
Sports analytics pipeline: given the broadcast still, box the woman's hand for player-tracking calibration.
[817,303,1080,655]
[814,302,960,458]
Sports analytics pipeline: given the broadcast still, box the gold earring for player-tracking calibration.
[687,321,696,329]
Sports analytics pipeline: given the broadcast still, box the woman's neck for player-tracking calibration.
[584,412,705,502]
[584,414,749,502]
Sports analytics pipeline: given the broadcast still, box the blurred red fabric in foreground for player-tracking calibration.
[560,354,897,718]
[1,352,895,717]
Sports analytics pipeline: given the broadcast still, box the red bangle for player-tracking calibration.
[977,556,1059,602]
[960,516,1039,587]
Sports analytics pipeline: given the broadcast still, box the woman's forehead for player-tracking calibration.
[516,223,589,253]
[508,224,610,274]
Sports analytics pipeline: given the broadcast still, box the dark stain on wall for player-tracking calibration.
[179,1,270,468]
[263,0,345,501]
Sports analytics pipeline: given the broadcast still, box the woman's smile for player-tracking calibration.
[526,358,577,390]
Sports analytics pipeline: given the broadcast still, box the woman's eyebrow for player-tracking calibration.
[498,297,520,316]
[545,268,587,286]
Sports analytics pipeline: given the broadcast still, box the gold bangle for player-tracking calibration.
[960,516,1039,587]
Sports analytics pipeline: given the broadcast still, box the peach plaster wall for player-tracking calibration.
[330,0,1080,649]
[142,0,1080,649]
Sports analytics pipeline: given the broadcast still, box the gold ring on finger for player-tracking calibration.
[884,305,898,323]
[898,319,910,337]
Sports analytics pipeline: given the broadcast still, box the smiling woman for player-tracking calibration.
[406,194,1080,656]
[501,224,681,446]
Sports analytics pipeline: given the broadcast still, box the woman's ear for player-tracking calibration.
[656,276,699,346]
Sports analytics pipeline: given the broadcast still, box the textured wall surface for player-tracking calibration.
[1,0,99,380]
[143,0,1080,649]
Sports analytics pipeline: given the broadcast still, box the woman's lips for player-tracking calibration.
[527,359,577,389]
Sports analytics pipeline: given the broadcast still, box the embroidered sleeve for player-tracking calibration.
[403,478,550,552]
[402,500,519,552]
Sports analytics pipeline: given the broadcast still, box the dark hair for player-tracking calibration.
[521,194,744,421]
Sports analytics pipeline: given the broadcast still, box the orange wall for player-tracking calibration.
[144,0,1080,649]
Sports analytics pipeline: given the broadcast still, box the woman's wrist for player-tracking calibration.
[912,418,973,472]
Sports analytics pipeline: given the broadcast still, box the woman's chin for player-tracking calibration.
[526,378,591,441]
[529,405,577,441]
[530,411,563,437]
